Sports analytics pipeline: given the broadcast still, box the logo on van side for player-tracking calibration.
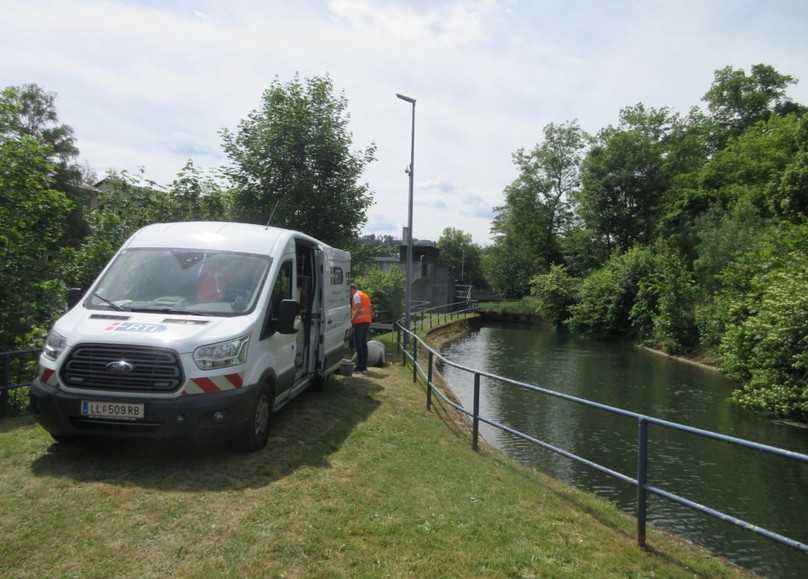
[104,321,167,333]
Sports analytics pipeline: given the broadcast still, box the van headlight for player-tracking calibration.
[43,330,67,360]
[193,336,250,370]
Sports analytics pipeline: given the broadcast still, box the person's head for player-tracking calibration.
[350,283,357,297]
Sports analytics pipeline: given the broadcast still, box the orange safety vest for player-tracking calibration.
[352,290,372,324]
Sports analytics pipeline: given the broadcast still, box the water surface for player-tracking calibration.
[440,321,808,578]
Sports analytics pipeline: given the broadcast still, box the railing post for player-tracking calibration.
[412,337,418,383]
[396,324,401,356]
[472,372,481,451]
[636,418,649,548]
[0,354,11,418]
[401,328,408,367]
[427,351,433,410]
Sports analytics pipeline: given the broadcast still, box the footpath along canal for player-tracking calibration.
[439,319,808,579]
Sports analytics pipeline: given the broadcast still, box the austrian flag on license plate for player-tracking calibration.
[81,400,144,421]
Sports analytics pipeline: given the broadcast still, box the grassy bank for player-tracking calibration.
[477,298,542,316]
[0,329,745,577]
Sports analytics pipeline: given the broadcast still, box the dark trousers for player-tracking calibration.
[353,323,370,371]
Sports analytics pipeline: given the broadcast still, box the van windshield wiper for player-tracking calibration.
[92,292,128,311]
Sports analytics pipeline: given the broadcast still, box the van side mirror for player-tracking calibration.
[275,299,299,334]
[67,287,85,309]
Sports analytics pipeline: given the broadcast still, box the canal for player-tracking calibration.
[440,320,808,578]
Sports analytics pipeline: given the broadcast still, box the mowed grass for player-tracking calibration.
[0,330,745,577]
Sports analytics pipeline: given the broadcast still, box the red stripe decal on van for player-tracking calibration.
[41,369,54,383]
[192,378,219,393]
[224,373,243,388]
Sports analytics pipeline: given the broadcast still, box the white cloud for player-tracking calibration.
[2,0,807,246]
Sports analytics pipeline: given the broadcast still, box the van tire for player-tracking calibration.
[236,387,272,451]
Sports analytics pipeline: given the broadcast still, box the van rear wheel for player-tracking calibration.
[237,389,271,451]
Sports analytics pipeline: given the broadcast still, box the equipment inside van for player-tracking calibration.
[30,222,352,451]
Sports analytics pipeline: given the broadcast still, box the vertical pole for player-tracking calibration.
[401,328,407,366]
[412,337,418,383]
[396,324,401,356]
[0,354,11,418]
[403,99,416,349]
[472,372,481,451]
[427,351,433,410]
[636,418,649,548]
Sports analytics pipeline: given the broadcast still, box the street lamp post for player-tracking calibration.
[397,93,415,345]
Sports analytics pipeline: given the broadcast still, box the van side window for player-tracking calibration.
[261,260,293,339]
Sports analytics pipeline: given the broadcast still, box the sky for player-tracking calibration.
[3,0,808,244]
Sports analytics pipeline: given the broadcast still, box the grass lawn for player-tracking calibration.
[0,321,745,577]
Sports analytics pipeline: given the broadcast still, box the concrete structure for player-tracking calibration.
[370,239,454,309]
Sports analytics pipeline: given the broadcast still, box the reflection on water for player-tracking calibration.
[441,321,808,579]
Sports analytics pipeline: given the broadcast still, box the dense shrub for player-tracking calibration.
[529,265,579,327]
[715,224,808,419]
[631,249,698,353]
[567,246,655,339]
[354,267,404,323]
[0,136,73,349]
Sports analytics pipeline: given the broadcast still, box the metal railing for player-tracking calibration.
[0,349,39,416]
[396,299,476,341]
[394,303,808,555]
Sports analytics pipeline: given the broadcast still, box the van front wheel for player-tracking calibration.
[237,389,271,451]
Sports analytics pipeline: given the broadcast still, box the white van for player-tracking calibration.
[30,222,352,450]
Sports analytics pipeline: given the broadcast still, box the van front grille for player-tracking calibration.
[60,344,183,392]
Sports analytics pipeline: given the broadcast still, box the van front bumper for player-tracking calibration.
[30,379,256,442]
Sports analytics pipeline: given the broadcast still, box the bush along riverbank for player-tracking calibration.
[486,225,808,425]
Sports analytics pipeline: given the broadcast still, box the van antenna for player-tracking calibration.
[265,199,281,229]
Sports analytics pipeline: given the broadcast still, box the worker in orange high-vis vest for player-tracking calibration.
[350,283,373,372]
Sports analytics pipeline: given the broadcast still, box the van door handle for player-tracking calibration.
[327,320,333,324]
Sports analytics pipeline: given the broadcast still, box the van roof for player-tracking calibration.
[126,222,324,255]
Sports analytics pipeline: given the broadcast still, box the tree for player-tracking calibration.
[511,122,590,256]
[436,227,484,287]
[222,75,376,248]
[489,121,589,296]
[703,64,797,142]
[164,160,232,222]
[0,84,81,187]
[0,136,73,348]
[576,105,674,253]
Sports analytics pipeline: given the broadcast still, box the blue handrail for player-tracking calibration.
[395,303,808,556]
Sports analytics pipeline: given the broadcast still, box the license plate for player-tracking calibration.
[81,400,144,421]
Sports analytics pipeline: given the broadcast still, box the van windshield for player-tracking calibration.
[85,248,272,317]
